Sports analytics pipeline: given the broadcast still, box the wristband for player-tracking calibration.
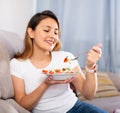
[85,65,97,73]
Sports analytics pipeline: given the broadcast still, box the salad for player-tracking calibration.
[42,67,74,75]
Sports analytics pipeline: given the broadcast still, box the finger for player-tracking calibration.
[48,75,53,79]
[92,45,102,54]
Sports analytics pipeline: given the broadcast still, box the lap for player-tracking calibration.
[66,99,108,113]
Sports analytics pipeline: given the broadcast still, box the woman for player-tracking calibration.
[10,10,108,113]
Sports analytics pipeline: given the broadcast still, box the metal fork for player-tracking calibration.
[70,51,88,61]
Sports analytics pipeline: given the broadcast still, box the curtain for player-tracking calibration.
[109,0,120,73]
[36,0,120,74]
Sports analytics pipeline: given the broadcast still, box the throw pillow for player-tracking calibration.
[109,72,120,91]
[0,30,23,99]
[77,71,120,100]
[0,42,14,99]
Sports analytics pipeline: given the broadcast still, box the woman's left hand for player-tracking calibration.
[86,43,102,69]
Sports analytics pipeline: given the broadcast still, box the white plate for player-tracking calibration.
[46,73,77,80]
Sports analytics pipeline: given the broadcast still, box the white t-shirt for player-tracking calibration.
[10,51,80,113]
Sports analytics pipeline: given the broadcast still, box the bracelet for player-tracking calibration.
[85,65,97,73]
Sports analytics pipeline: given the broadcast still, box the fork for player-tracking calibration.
[70,51,88,61]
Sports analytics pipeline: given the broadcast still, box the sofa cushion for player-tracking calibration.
[0,30,23,99]
[0,30,23,59]
[84,96,120,113]
[77,71,120,100]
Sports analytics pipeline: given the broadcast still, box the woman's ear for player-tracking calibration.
[27,28,34,39]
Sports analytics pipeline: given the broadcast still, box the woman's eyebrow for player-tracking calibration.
[42,25,58,30]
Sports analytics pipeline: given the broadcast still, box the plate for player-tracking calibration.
[46,73,77,80]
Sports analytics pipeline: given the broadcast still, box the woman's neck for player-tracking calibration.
[30,50,52,69]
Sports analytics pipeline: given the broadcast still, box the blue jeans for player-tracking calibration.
[66,99,108,113]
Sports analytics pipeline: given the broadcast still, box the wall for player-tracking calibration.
[0,0,36,39]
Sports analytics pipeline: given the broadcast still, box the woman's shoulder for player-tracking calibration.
[10,58,28,65]
[11,58,22,62]
[10,58,19,63]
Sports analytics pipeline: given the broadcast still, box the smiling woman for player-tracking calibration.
[10,10,107,113]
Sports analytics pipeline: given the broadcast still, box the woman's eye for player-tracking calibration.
[44,29,58,35]
[44,30,49,32]
[55,32,58,35]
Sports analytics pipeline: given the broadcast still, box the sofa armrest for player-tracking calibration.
[6,99,31,113]
[0,99,18,113]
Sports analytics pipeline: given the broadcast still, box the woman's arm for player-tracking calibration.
[12,76,49,111]
[72,43,102,99]
[72,65,97,100]
[12,74,74,111]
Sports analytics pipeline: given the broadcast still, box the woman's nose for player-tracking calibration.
[49,31,57,39]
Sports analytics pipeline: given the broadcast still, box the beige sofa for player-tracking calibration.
[0,30,30,113]
[0,30,120,113]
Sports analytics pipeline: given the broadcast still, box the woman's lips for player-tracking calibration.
[46,40,54,46]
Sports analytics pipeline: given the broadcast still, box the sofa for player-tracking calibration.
[0,30,30,113]
[77,70,120,113]
[0,30,120,113]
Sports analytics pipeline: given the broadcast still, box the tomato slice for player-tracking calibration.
[42,70,48,74]
[55,69,61,73]
[64,56,70,63]
[49,70,54,74]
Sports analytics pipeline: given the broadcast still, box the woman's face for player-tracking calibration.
[29,17,59,52]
